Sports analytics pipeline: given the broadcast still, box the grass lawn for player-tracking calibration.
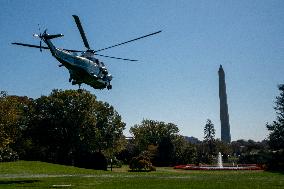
[0,161,283,189]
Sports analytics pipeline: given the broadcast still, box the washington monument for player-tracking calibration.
[218,65,231,143]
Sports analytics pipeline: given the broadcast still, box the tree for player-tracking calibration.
[130,120,179,151]
[201,119,216,163]
[130,119,179,166]
[26,89,125,168]
[0,92,32,149]
[267,84,284,150]
[0,92,33,162]
[266,84,284,170]
[204,119,215,142]
[174,136,197,165]
[214,139,232,162]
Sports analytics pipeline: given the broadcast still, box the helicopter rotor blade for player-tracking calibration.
[94,30,162,53]
[12,43,137,61]
[12,42,84,53]
[95,53,138,62]
[61,48,83,52]
[11,42,49,50]
[72,15,91,49]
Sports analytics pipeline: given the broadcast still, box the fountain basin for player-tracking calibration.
[174,164,261,170]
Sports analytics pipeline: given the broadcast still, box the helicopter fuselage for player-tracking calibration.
[44,37,112,89]
[12,15,161,90]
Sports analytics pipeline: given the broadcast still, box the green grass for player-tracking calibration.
[0,161,283,189]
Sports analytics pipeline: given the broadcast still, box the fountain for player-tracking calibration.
[174,152,261,170]
[217,152,223,168]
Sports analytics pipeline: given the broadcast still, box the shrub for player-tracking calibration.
[0,147,19,162]
[108,157,123,168]
[129,152,156,172]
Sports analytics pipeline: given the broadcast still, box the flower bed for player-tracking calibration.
[174,164,262,170]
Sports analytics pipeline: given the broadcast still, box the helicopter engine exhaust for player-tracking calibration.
[45,34,64,39]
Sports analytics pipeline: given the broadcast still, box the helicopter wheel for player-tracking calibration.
[107,85,112,90]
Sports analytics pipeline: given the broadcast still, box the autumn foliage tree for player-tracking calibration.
[0,91,32,149]
[0,91,33,161]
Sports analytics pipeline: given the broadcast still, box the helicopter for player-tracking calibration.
[12,15,161,90]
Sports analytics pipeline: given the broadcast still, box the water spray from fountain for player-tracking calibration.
[217,152,223,168]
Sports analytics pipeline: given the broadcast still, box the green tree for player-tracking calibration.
[130,119,179,166]
[266,84,284,170]
[204,119,215,142]
[201,119,216,163]
[27,89,125,165]
[267,84,284,150]
[130,120,179,151]
[174,136,197,165]
[214,139,232,163]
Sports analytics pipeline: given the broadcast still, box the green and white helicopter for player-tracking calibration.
[12,15,161,90]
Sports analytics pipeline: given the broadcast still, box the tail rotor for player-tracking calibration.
[33,24,45,52]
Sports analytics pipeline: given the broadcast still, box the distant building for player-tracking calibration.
[184,136,200,144]
[218,65,231,143]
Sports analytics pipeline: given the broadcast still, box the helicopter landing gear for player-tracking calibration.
[72,80,82,91]
[77,84,83,93]
[69,74,74,82]
[107,85,112,90]
[78,84,82,92]
[72,80,81,86]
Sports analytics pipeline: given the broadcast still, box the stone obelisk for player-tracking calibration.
[218,65,231,143]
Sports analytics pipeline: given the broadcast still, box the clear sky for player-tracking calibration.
[1,0,283,141]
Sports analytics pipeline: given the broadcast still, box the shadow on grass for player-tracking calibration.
[0,180,40,185]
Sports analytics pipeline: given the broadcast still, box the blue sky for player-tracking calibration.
[1,0,283,141]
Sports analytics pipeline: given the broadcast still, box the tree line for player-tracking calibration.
[0,89,125,169]
[0,85,283,170]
